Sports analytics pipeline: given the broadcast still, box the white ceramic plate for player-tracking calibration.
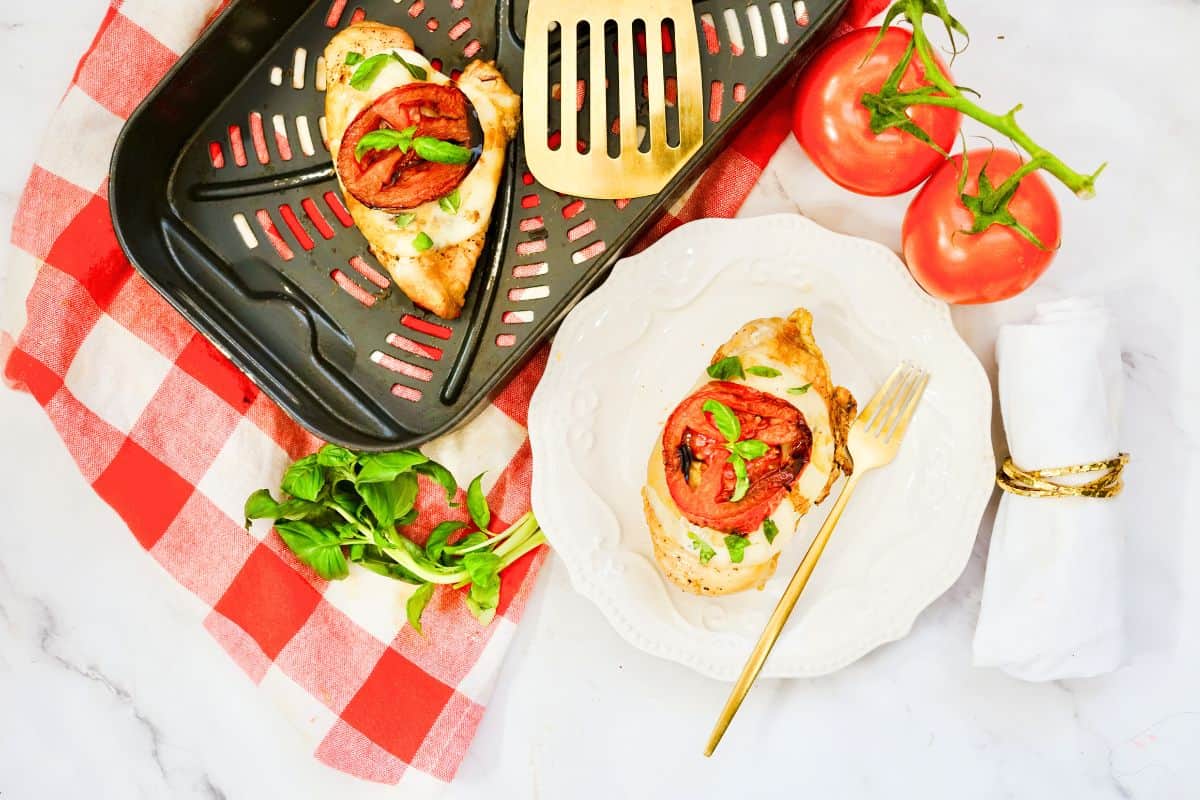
[528,214,993,680]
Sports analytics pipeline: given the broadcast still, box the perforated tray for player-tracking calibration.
[109,0,847,450]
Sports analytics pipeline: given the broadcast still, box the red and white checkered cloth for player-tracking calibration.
[0,0,885,787]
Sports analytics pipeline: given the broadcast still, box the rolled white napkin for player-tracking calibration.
[973,297,1126,680]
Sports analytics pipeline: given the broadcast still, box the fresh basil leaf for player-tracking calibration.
[354,125,417,160]
[413,231,434,252]
[762,518,779,545]
[706,356,744,381]
[244,489,281,524]
[394,212,416,229]
[426,520,469,562]
[413,136,473,165]
[344,51,364,65]
[396,507,419,527]
[406,583,435,634]
[702,399,741,443]
[414,461,458,505]
[391,472,420,520]
[316,443,357,468]
[463,551,502,626]
[392,51,427,80]
[348,542,365,561]
[361,471,420,530]
[349,53,395,90]
[275,521,349,580]
[438,188,462,215]
[360,480,399,528]
[442,531,489,556]
[281,454,326,502]
[276,498,329,522]
[462,551,501,588]
[788,383,812,395]
[331,485,362,520]
[688,532,716,565]
[746,365,782,378]
[466,473,491,531]
[724,534,748,564]
[728,438,769,461]
[728,453,750,502]
[356,450,428,484]
[465,590,498,626]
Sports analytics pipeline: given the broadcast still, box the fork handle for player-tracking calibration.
[704,472,863,757]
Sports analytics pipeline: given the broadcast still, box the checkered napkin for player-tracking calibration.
[0,0,886,786]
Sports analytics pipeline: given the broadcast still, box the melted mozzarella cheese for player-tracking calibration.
[644,357,838,569]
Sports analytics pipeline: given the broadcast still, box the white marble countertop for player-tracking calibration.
[2,1,1198,797]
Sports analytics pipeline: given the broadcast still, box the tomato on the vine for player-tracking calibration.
[902,148,1061,304]
[793,26,961,197]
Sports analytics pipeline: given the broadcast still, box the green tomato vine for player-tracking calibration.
[859,0,1106,246]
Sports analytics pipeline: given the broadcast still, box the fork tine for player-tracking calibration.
[876,368,921,435]
[858,364,906,426]
[865,364,915,433]
[885,371,930,443]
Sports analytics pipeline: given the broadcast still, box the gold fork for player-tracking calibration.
[704,363,931,757]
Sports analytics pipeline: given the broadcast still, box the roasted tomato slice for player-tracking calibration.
[662,381,812,534]
[337,84,472,211]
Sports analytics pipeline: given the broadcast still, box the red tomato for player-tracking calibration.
[662,381,812,534]
[902,148,1061,304]
[793,27,961,196]
[338,84,471,211]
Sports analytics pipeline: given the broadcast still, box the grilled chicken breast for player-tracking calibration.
[643,308,856,595]
[324,22,520,318]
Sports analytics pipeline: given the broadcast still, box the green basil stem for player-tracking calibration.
[452,532,546,590]
[868,0,1105,198]
[325,500,542,585]
[452,514,545,589]
[392,511,541,586]
[324,501,460,582]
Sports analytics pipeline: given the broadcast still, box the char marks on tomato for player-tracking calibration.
[337,83,471,211]
[662,381,812,534]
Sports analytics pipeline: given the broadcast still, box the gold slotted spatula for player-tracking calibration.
[522,1,705,199]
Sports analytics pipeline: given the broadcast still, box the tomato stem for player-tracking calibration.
[861,0,1106,199]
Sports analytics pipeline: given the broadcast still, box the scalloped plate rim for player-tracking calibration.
[528,214,993,681]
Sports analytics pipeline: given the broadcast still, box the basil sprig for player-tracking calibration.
[701,398,769,502]
[762,518,779,545]
[349,50,427,90]
[355,125,417,160]
[354,125,472,167]
[245,444,546,631]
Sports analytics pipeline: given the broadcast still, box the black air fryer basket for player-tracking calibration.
[110,0,848,450]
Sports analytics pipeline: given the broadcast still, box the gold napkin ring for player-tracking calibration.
[996,453,1129,499]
